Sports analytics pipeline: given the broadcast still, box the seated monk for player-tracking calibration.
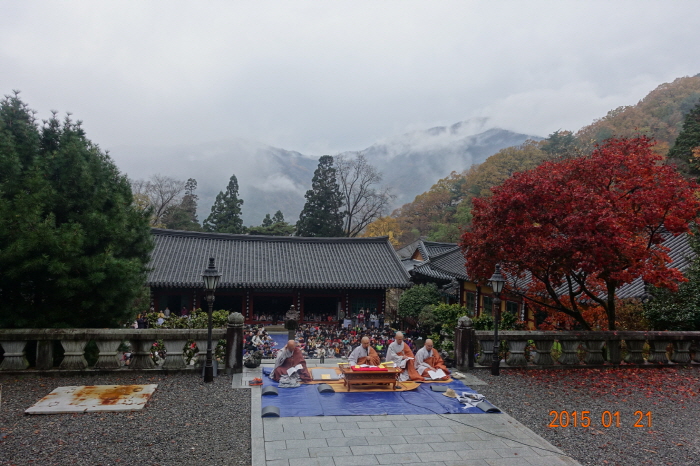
[348,336,381,366]
[386,331,423,382]
[414,339,450,380]
[271,340,312,382]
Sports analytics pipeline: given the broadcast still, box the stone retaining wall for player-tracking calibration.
[0,329,226,372]
[469,330,700,368]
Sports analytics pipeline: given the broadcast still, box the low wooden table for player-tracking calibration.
[339,367,402,391]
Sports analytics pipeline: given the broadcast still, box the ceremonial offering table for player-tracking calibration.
[340,366,401,391]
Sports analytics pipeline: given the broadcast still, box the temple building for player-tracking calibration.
[398,239,527,322]
[147,229,411,324]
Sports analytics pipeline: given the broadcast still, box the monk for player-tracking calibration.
[414,339,450,380]
[386,332,423,382]
[271,340,312,382]
[348,336,381,366]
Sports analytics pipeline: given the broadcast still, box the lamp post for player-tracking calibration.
[640,281,654,304]
[488,264,505,376]
[202,257,221,383]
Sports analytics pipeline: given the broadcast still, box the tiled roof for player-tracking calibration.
[422,241,460,259]
[420,248,470,281]
[148,229,412,289]
[411,260,455,281]
[404,241,470,282]
[502,233,695,300]
[396,239,458,261]
[401,259,423,273]
[615,233,695,299]
[396,239,423,260]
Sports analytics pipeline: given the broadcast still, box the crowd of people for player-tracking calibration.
[242,322,422,361]
[293,323,421,359]
[243,327,282,358]
[133,306,192,328]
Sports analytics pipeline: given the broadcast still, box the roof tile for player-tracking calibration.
[147,229,412,289]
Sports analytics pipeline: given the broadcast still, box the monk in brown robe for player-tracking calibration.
[414,339,450,380]
[271,340,312,382]
[348,336,381,366]
[386,332,423,382]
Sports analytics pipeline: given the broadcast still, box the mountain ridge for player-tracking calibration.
[111,122,540,225]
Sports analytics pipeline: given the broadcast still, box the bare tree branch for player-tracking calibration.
[335,154,395,237]
[130,174,186,227]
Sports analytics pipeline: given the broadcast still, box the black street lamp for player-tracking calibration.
[488,264,505,376]
[202,257,221,383]
[640,281,654,304]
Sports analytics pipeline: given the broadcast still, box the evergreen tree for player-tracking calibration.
[162,178,201,231]
[204,174,245,233]
[667,100,700,177]
[0,92,153,328]
[643,230,700,331]
[272,210,285,224]
[296,155,344,237]
[398,283,441,319]
[541,130,580,159]
[247,210,294,236]
[261,213,273,227]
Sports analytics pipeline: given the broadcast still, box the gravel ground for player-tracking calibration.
[0,373,250,466]
[476,366,700,466]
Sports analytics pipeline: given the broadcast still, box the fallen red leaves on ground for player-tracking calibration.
[515,367,699,405]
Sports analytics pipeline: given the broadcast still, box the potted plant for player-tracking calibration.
[244,350,263,368]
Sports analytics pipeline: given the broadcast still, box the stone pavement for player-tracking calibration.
[233,362,580,466]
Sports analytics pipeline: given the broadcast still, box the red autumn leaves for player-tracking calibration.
[461,137,700,330]
[523,368,698,404]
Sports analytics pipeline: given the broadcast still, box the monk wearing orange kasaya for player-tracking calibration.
[386,331,423,382]
[414,339,450,380]
[348,336,381,366]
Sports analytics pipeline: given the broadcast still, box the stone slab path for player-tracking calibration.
[235,363,580,466]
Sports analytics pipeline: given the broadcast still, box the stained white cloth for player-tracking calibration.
[278,373,301,388]
[458,392,485,407]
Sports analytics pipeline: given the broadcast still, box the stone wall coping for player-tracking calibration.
[474,330,700,341]
[0,328,227,341]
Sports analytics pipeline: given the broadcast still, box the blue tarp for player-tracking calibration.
[268,332,288,350]
[260,368,497,417]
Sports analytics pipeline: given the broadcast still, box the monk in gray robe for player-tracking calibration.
[348,336,381,366]
[271,340,312,382]
[415,339,450,380]
[386,332,423,382]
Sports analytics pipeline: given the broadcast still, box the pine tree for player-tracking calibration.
[667,101,700,177]
[643,229,700,330]
[272,210,285,224]
[247,210,294,236]
[296,155,345,237]
[162,178,201,231]
[261,213,273,227]
[204,174,245,233]
[0,92,153,328]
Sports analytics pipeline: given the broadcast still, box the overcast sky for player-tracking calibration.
[2,1,699,164]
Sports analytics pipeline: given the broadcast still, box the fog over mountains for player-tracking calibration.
[111,119,540,225]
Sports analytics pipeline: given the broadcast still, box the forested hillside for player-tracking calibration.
[371,74,700,247]
[576,75,700,155]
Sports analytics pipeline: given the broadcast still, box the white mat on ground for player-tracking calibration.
[25,384,157,414]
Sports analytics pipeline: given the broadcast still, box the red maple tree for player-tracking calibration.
[461,136,700,330]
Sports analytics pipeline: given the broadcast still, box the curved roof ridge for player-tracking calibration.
[151,228,391,244]
[148,229,411,289]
